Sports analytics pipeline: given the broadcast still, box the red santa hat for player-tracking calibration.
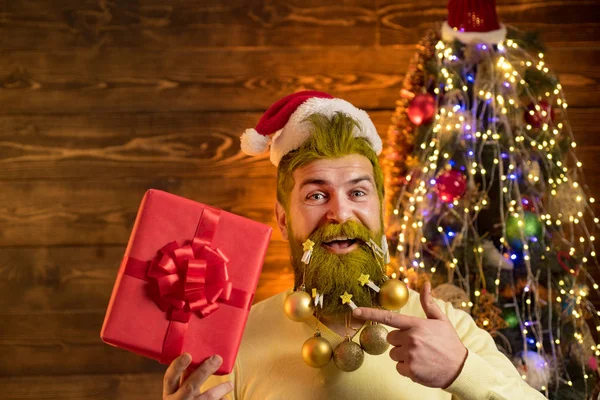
[442,0,507,44]
[241,91,381,166]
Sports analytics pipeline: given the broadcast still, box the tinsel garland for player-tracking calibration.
[382,29,439,233]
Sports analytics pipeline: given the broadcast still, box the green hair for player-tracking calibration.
[276,112,384,212]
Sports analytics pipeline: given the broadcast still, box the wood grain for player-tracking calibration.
[0,310,165,376]
[0,0,378,50]
[1,1,597,51]
[0,373,164,400]
[1,109,599,182]
[379,0,600,45]
[0,45,598,114]
[0,178,281,247]
[0,241,294,314]
[0,111,272,181]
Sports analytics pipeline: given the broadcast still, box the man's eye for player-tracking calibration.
[351,190,366,197]
[308,193,326,200]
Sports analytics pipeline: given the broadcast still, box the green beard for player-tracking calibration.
[289,220,387,316]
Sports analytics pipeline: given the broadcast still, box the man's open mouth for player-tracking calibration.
[322,236,361,251]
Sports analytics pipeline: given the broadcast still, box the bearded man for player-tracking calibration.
[161,92,546,400]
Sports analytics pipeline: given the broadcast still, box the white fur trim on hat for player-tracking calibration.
[269,97,382,166]
[240,128,271,156]
[441,21,507,44]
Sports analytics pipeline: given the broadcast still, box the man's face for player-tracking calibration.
[287,154,382,243]
[276,154,386,316]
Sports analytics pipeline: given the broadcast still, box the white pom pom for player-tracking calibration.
[512,351,553,389]
[482,240,514,270]
[441,21,507,44]
[240,128,270,156]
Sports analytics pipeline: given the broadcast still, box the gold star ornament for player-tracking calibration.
[302,239,315,252]
[340,291,354,304]
[358,274,371,286]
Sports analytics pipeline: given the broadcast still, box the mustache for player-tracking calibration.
[307,220,375,246]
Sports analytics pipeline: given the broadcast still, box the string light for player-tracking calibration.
[386,35,600,396]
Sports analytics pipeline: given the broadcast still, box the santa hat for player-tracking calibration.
[442,0,507,44]
[241,91,382,166]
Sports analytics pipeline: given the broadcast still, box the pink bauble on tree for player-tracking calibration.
[407,93,436,125]
[524,100,554,128]
[435,170,467,203]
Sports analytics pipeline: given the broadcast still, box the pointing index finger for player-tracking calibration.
[353,307,422,330]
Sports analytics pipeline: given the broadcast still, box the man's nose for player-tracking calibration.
[325,195,353,224]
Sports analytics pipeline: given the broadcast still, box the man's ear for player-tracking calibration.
[275,201,289,241]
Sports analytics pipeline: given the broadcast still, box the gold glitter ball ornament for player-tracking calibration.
[359,324,390,355]
[301,335,332,368]
[378,279,409,310]
[284,290,314,322]
[333,339,364,372]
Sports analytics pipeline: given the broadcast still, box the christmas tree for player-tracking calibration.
[382,1,600,398]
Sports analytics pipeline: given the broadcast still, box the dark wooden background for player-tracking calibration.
[0,1,599,398]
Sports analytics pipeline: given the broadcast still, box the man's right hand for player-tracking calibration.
[162,353,234,400]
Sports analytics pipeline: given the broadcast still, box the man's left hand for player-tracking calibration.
[353,281,468,389]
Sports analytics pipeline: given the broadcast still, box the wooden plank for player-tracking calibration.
[0,241,294,313]
[1,1,597,51]
[0,373,163,400]
[1,109,599,181]
[379,0,600,45]
[0,311,166,376]
[0,46,404,113]
[0,45,598,114]
[558,108,600,149]
[0,0,377,50]
[0,111,274,181]
[0,177,280,247]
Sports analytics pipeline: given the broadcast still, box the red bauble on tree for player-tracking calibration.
[521,196,536,212]
[435,170,467,203]
[407,93,436,125]
[524,100,554,128]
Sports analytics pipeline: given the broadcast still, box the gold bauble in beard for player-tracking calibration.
[359,324,390,355]
[378,279,409,310]
[333,339,364,372]
[284,290,314,322]
[301,335,332,368]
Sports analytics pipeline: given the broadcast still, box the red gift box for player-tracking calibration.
[101,189,272,374]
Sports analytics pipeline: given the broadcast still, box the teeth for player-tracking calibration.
[323,236,360,244]
[328,236,349,242]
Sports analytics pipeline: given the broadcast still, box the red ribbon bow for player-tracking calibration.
[147,240,232,322]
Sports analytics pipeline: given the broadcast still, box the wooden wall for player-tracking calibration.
[1,1,599,398]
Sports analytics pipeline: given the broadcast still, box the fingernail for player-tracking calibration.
[212,355,223,365]
[228,381,234,390]
[181,353,192,364]
[353,308,362,317]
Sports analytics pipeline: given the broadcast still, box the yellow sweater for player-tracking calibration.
[204,289,546,399]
